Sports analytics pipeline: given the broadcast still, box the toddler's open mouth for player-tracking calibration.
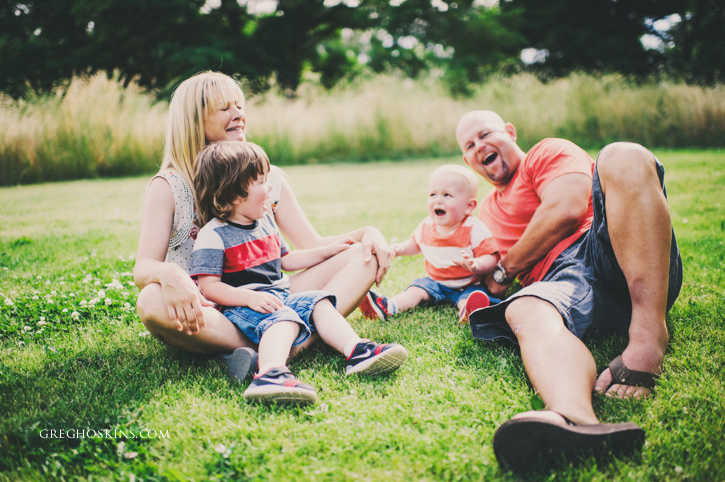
[435,209,446,216]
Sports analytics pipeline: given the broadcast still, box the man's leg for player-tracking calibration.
[593,142,671,399]
[505,296,599,425]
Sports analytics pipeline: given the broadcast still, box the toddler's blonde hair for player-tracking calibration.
[430,165,479,199]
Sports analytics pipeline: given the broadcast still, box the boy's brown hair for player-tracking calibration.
[194,141,270,226]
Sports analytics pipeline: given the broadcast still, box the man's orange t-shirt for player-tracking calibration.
[478,138,595,286]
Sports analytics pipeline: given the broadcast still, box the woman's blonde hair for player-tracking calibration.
[194,142,270,226]
[159,71,246,195]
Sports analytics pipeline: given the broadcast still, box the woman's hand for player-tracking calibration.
[246,291,284,314]
[159,266,210,335]
[360,227,393,286]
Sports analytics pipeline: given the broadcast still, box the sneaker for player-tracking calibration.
[243,366,317,405]
[345,340,407,376]
[218,347,258,384]
[359,290,390,320]
[459,291,490,325]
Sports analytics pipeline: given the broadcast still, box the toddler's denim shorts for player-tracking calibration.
[223,289,335,346]
[469,155,683,344]
[409,276,501,307]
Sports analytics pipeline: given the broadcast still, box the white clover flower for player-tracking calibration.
[70,293,76,298]
[106,279,124,290]
[51,291,57,296]
[71,311,80,320]
[214,444,227,454]
[38,319,47,326]
[105,298,113,306]
[62,308,68,313]
[32,295,39,300]
[36,275,43,280]
[40,316,46,321]
[23,325,31,331]
[80,300,87,307]
[3,298,13,306]
[98,289,106,298]
[124,302,131,310]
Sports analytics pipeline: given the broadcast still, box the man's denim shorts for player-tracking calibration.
[469,155,683,344]
[409,276,501,307]
[223,289,336,346]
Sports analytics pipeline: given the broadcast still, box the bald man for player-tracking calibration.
[456,110,682,473]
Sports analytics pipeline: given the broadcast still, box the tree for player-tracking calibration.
[661,0,725,84]
[501,0,678,78]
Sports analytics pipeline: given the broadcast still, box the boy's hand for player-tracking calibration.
[323,237,355,258]
[247,291,284,314]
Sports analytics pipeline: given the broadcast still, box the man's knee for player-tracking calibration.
[504,296,563,337]
[597,142,659,191]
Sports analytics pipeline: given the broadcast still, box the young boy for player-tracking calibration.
[191,141,407,405]
[360,165,499,323]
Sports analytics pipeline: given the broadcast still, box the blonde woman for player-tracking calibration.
[133,72,392,382]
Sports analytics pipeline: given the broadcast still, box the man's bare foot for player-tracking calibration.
[594,345,664,399]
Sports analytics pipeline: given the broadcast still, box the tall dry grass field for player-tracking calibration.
[1,71,723,186]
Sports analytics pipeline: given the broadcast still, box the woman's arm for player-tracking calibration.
[133,178,206,333]
[273,173,393,284]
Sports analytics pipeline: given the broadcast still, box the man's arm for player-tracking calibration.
[501,172,592,277]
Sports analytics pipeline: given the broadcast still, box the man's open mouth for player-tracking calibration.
[482,152,497,166]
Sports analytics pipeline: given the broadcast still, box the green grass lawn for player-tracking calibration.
[1,151,724,481]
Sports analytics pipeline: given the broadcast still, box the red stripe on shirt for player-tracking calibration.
[223,235,281,273]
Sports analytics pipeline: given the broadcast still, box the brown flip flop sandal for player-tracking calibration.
[606,355,659,392]
[493,411,645,474]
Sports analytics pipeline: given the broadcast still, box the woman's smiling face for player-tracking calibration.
[203,100,247,143]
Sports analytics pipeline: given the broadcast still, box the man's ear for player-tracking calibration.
[462,154,471,167]
[505,122,517,142]
[465,198,478,215]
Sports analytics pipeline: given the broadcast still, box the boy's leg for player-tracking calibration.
[257,321,300,374]
[311,299,407,376]
[311,299,361,354]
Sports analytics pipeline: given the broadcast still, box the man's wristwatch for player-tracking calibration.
[493,260,512,285]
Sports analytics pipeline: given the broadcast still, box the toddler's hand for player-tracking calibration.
[247,291,284,313]
[455,251,479,273]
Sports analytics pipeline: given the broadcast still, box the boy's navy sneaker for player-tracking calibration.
[345,340,407,376]
[459,291,490,325]
[243,366,317,405]
[218,347,258,383]
[359,290,391,320]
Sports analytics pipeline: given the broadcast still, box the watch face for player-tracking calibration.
[493,268,505,283]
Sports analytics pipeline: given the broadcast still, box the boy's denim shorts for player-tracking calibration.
[222,289,336,347]
[469,155,683,344]
[408,277,501,307]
